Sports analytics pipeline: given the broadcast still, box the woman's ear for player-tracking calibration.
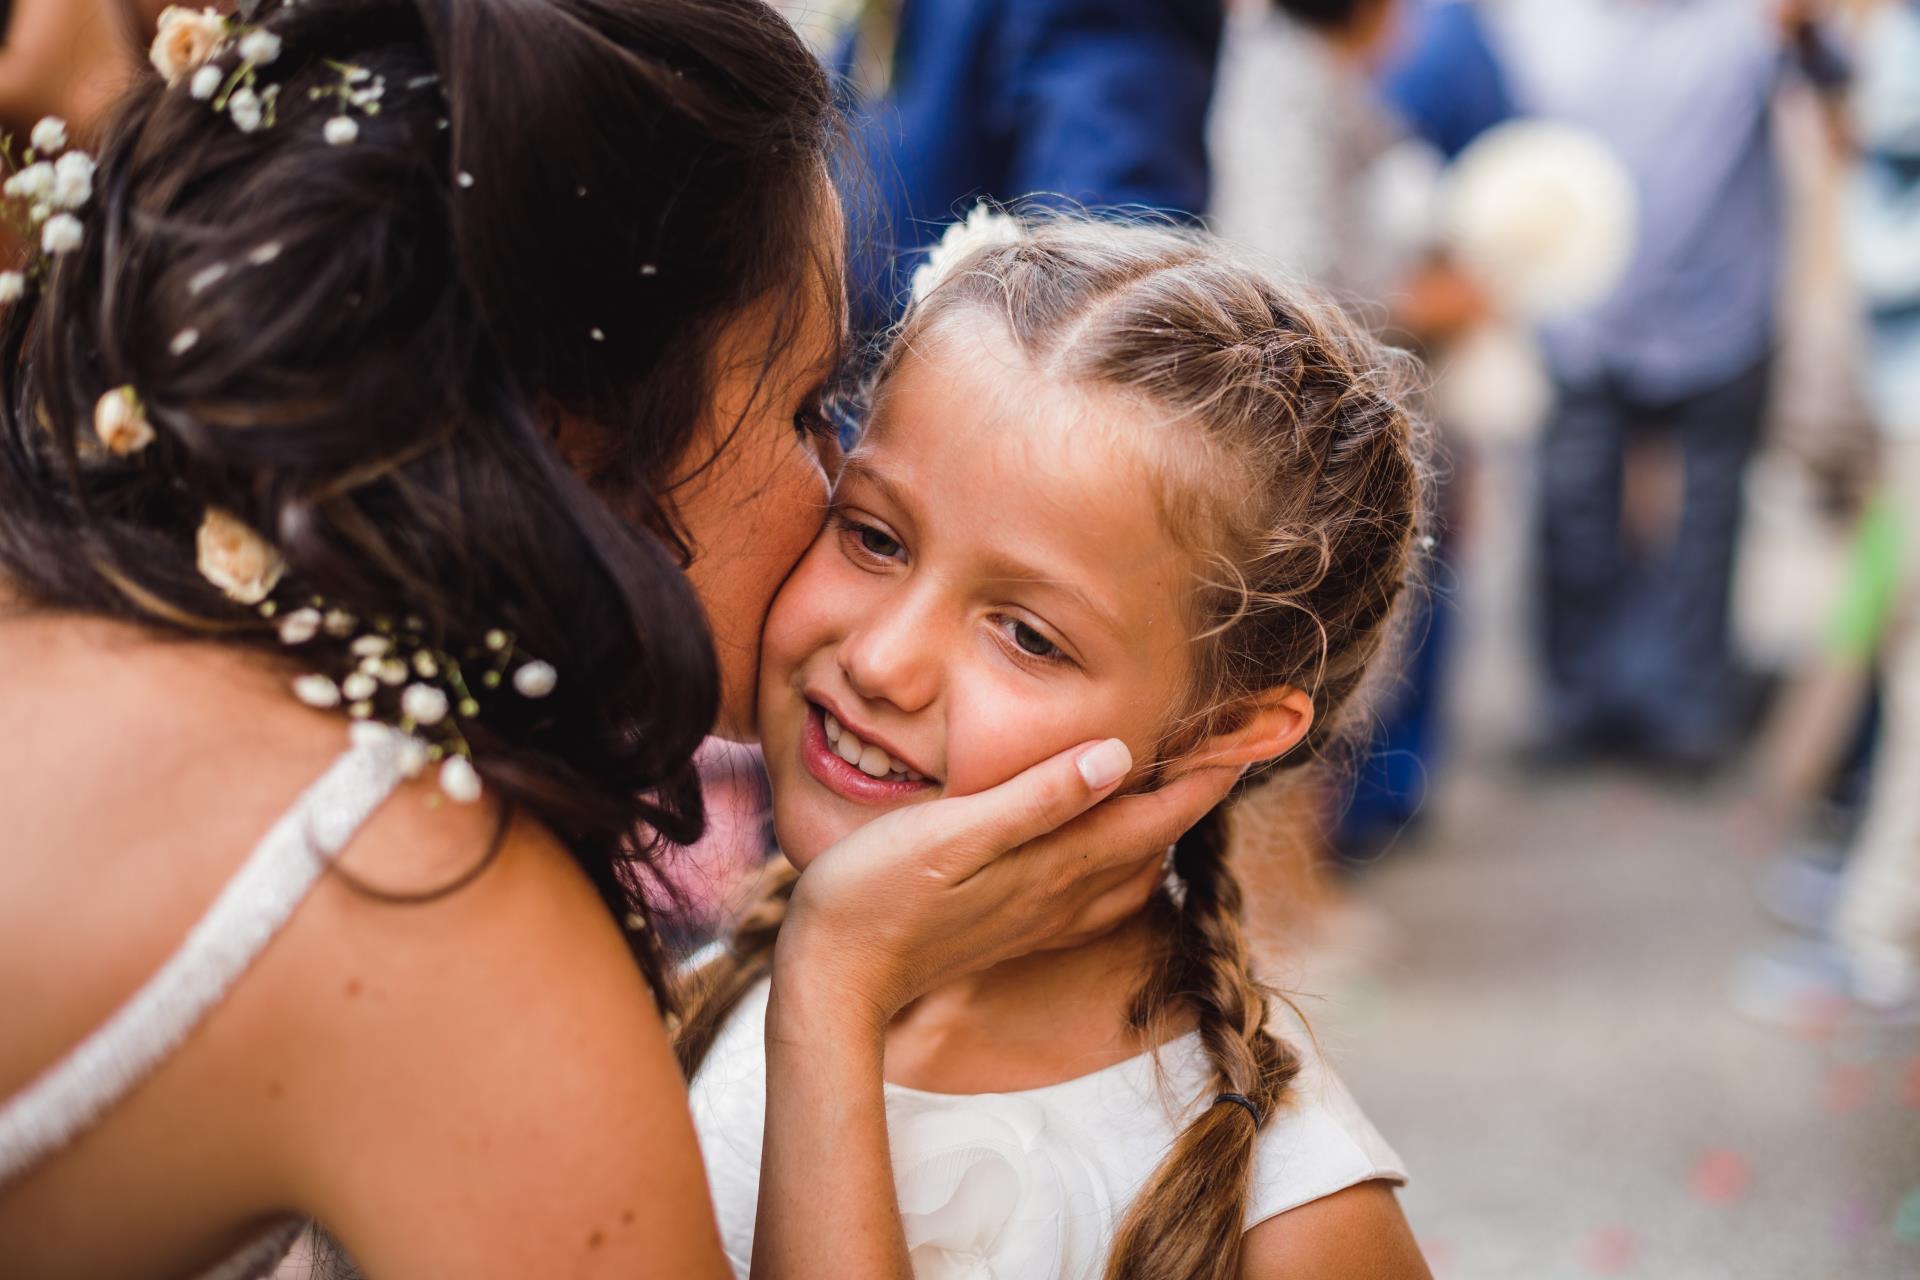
[1189,687,1315,770]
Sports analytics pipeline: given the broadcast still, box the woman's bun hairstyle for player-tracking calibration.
[0,0,839,1000]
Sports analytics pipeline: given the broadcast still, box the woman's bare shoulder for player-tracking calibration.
[0,613,727,1276]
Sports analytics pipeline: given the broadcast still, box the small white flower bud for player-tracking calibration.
[40,213,83,256]
[378,657,408,686]
[190,64,222,100]
[396,737,430,779]
[512,660,557,698]
[412,651,439,679]
[323,608,356,636]
[324,115,359,146]
[93,386,153,456]
[439,755,482,804]
[401,683,449,726]
[237,29,281,66]
[228,87,262,133]
[30,117,67,155]
[278,607,322,645]
[349,634,390,658]
[292,674,340,708]
[484,629,508,651]
[341,672,377,701]
[0,272,25,303]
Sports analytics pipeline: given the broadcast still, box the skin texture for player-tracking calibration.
[750,319,1421,1277]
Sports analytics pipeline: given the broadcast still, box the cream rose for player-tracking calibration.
[195,506,284,604]
[93,386,153,456]
[150,7,229,87]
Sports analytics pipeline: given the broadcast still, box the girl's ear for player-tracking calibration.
[1189,687,1315,770]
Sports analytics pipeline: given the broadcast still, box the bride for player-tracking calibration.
[0,2,1228,1275]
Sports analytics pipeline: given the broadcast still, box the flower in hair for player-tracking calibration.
[195,506,285,605]
[51,152,94,210]
[237,29,282,68]
[94,386,154,456]
[40,214,82,256]
[228,87,264,133]
[28,117,66,155]
[909,202,1024,303]
[0,272,23,303]
[276,604,559,805]
[311,61,385,146]
[150,7,229,86]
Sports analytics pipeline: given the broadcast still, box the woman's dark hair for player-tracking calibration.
[0,0,840,1002]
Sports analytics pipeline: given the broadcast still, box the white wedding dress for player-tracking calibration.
[0,725,414,1279]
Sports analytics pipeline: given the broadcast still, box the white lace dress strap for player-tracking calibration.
[0,725,413,1187]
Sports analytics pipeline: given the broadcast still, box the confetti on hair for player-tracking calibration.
[1688,1148,1749,1205]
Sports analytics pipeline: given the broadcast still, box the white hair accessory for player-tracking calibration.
[909,203,1025,303]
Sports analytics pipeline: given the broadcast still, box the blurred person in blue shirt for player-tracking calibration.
[824,0,1225,331]
[1490,0,1849,770]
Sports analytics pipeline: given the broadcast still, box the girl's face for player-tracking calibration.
[758,321,1200,866]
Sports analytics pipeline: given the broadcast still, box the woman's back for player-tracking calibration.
[0,611,727,1277]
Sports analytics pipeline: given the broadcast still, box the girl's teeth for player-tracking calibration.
[856,743,891,778]
[819,707,927,783]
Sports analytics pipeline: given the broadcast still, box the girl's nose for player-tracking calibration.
[837,591,942,714]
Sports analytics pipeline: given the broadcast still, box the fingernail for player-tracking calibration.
[1077,739,1131,790]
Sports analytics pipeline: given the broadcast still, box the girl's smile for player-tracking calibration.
[799,698,939,803]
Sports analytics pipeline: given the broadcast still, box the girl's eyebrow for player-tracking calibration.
[841,455,1123,641]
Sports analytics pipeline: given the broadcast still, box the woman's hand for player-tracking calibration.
[772,738,1237,1038]
[750,740,1234,1280]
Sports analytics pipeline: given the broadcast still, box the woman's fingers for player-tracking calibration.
[1020,764,1239,878]
[919,737,1135,875]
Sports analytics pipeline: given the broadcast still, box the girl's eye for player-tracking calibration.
[858,525,902,559]
[834,513,905,563]
[1006,618,1063,661]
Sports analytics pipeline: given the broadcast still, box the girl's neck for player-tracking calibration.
[880,899,1185,1095]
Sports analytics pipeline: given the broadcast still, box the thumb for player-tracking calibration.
[922,738,1135,873]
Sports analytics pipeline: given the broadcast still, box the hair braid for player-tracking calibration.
[674,860,798,1076]
[1104,804,1303,1280]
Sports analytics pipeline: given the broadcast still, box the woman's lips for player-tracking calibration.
[800,703,936,805]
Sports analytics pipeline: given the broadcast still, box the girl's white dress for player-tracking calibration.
[689,977,1407,1280]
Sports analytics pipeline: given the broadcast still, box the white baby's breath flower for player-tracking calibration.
[412,651,439,679]
[196,506,284,604]
[324,115,359,146]
[237,29,282,66]
[292,674,340,708]
[377,657,408,686]
[50,151,93,210]
[29,117,67,155]
[277,606,322,645]
[484,629,507,651]
[322,608,356,636]
[6,161,54,203]
[512,660,557,698]
[349,634,390,658]
[28,202,50,226]
[909,203,1024,303]
[401,683,449,726]
[0,272,25,303]
[341,671,377,702]
[228,87,263,133]
[151,6,228,86]
[41,213,83,256]
[93,386,153,456]
[439,755,482,804]
[189,63,222,100]
[394,736,430,778]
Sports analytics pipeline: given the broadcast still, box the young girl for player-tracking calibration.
[683,214,1430,1280]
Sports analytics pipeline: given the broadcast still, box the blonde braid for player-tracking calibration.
[1104,805,1302,1280]
[674,860,798,1076]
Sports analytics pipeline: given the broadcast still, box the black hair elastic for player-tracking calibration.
[1215,1092,1262,1126]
